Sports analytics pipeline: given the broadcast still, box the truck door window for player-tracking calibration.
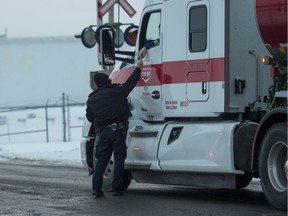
[139,11,161,50]
[189,5,207,52]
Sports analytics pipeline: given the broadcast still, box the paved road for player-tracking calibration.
[0,160,286,216]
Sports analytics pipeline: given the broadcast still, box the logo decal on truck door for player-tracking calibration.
[141,68,152,83]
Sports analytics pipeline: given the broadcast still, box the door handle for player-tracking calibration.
[151,90,160,99]
[202,82,207,94]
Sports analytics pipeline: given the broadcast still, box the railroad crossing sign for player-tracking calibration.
[98,0,136,18]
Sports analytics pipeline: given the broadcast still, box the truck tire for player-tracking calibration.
[259,123,287,210]
[100,155,132,192]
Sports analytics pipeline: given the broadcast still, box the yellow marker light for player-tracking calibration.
[262,56,274,65]
[279,47,285,53]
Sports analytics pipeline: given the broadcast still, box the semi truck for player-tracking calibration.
[79,0,287,210]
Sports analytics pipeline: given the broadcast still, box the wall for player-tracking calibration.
[0,37,101,107]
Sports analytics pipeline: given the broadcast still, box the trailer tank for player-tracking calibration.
[256,0,287,66]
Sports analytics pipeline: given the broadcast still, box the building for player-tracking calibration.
[0,36,101,108]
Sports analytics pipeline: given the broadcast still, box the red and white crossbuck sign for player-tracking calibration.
[98,0,136,18]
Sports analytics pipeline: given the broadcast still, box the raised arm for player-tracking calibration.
[121,59,143,97]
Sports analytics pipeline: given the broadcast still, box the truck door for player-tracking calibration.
[134,7,163,121]
[160,0,220,118]
[186,1,210,102]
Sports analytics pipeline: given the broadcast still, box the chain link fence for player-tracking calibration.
[0,93,86,144]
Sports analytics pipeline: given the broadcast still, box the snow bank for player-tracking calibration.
[0,141,83,167]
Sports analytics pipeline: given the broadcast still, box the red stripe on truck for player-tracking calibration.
[110,57,225,86]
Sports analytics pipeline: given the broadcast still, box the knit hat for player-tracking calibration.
[93,73,111,88]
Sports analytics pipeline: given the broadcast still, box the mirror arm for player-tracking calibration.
[115,56,135,64]
[115,50,135,57]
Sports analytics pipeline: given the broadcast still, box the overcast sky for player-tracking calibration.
[0,0,144,38]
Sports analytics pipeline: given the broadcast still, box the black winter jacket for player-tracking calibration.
[86,67,141,130]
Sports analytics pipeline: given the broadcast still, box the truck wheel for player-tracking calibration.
[101,155,132,192]
[236,173,253,189]
[259,123,287,210]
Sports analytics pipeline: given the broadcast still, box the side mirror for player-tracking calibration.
[100,28,115,66]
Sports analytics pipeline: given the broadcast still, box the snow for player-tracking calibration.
[0,141,83,167]
[0,106,85,167]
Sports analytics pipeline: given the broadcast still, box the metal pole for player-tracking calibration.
[108,6,115,71]
[97,0,103,66]
[45,99,49,142]
[97,0,103,25]
[62,93,67,142]
[67,95,71,142]
[108,6,114,24]
[6,118,10,143]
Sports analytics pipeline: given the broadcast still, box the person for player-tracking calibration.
[139,39,160,59]
[139,24,160,59]
[86,59,143,197]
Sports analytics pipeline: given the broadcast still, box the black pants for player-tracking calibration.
[92,128,127,193]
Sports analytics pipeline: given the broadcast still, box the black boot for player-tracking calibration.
[92,190,104,197]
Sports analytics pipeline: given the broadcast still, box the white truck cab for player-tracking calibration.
[80,0,287,210]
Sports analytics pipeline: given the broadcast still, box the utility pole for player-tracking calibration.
[108,7,114,24]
